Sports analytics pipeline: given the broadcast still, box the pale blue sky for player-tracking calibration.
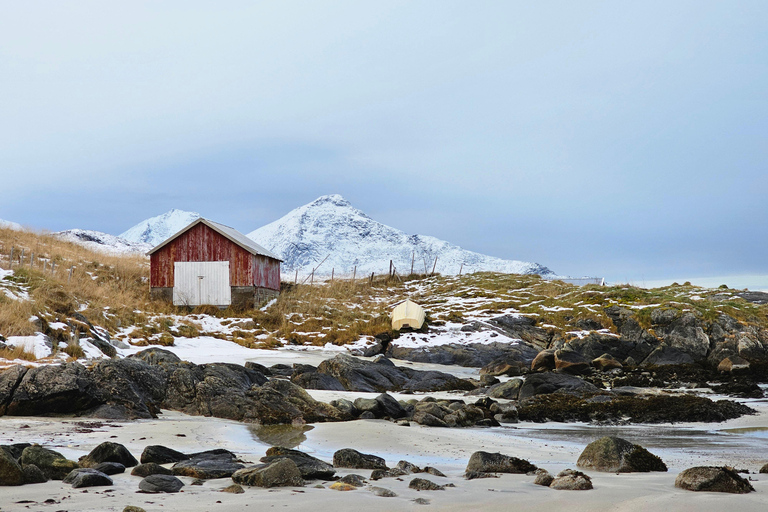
[1,1,766,283]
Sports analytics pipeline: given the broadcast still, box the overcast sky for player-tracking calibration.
[1,1,766,284]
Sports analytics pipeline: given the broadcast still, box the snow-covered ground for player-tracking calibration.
[54,229,152,255]
[120,208,201,246]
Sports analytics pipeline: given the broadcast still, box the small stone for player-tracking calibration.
[413,497,431,505]
[423,467,446,477]
[675,466,754,493]
[396,460,422,474]
[533,469,554,486]
[190,478,205,485]
[550,469,593,490]
[339,474,367,487]
[221,484,245,494]
[131,463,172,477]
[329,481,356,491]
[370,486,397,497]
[123,507,147,512]
[409,477,445,491]
[464,471,499,480]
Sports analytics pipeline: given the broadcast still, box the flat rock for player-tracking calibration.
[172,455,244,479]
[220,484,245,493]
[139,474,185,493]
[131,463,173,477]
[93,462,126,475]
[577,437,667,473]
[232,458,304,488]
[518,373,597,399]
[675,466,754,493]
[465,451,537,474]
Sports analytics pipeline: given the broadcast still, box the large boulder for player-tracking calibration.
[531,350,556,372]
[232,458,304,488]
[260,447,335,480]
[554,350,591,375]
[138,474,185,493]
[353,393,406,419]
[333,449,388,470]
[140,445,189,464]
[0,445,24,485]
[576,437,667,473]
[387,341,540,368]
[20,445,79,480]
[487,379,523,400]
[675,466,754,493]
[518,373,597,399]
[79,442,138,468]
[465,451,536,474]
[63,468,113,488]
[489,315,552,349]
[129,348,182,365]
[653,313,711,362]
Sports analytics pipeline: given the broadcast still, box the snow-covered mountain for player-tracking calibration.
[0,218,24,231]
[120,209,201,247]
[247,194,555,277]
[55,229,152,255]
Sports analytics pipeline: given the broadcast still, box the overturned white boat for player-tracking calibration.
[391,299,426,330]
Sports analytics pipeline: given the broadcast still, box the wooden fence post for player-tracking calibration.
[294,270,298,285]
[369,272,374,285]
[20,249,24,266]
[410,252,415,275]
[431,256,438,276]
[459,263,463,276]
[331,268,334,282]
[68,266,73,284]
[352,265,356,281]
[9,247,13,267]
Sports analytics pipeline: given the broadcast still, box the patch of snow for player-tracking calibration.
[54,229,152,255]
[247,194,555,278]
[0,218,24,231]
[4,334,52,359]
[80,339,109,359]
[120,209,201,247]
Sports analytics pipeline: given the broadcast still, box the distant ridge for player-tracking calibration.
[120,209,201,247]
[55,229,152,255]
[247,194,555,277]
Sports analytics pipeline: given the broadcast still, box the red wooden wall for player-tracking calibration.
[150,223,280,290]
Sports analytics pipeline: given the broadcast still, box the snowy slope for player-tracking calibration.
[247,194,555,277]
[119,209,201,247]
[55,229,152,255]
[0,218,24,231]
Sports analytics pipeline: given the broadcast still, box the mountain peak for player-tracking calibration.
[248,196,554,277]
[120,209,201,246]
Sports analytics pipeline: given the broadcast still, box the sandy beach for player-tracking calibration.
[2,397,768,512]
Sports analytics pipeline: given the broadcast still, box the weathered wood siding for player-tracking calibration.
[150,223,280,290]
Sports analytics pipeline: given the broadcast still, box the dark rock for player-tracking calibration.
[1,443,31,461]
[260,447,335,480]
[291,371,346,391]
[550,469,592,490]
[221,483,245,493]
[21,464,47,484]
[759,463,768,474]
[79,441,138,468]
[131,463,173,477]
[93,462,126,475]
[329,398,358,418]
[480,360,526,377]
[232,459,304,488]
[244,361,272,376]
[123,507,147,512]
[316,354,473,393]
[0,445,24,485]
[533,469,554,486]
[411,411,448,427]
[423,467,446,477]
[573,318,604,331]
[653,313,710,362]
[517,393,755,423]
[372,355,395,366]
[518,373,597,399]
[465,451,536,474]
[139,474,185,493]
[370,468,407,480]
[487,379,523,400]
[642,346,695,366]
[242,379,345,424]
[20,445,79,480]
[140,445,189,465]
[675,466,754,493]
[554,350,591,375]
[464,471,500,480]
[269,364,294,377]
[489,315,551,349]
[396,460,422,474]
[333,449,387,470]
[479,374,500,386]
[172,452,244,479]
[409,477,445,491]
[339,474,367,487]
[128,347,181,365]
[577,437,667,472]
[387,341,539,368]
[63,468,113,488]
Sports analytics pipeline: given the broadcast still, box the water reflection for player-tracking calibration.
[249,424,315,448]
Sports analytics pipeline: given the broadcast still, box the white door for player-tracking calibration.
[173,261,231,306]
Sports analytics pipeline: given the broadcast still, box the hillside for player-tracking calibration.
[247,194,555,277]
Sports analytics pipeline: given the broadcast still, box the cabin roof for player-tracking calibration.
[147,218,282,261]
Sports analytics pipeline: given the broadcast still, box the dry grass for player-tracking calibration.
[0,343,38,361]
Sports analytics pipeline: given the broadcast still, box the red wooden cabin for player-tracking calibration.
[148,218,281,308]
